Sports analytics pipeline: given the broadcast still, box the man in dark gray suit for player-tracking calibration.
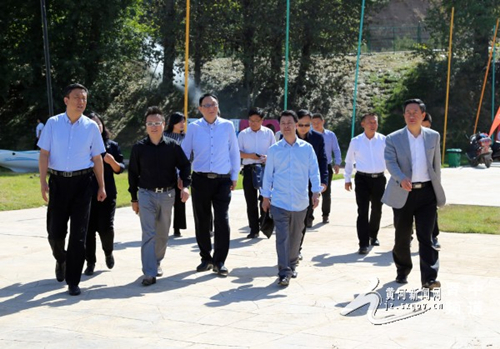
[382,99,446,290]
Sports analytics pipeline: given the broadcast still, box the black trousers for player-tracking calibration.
[242,166,262,233]
[191,173,232,265]
[173,185,187,230]
[47,172,93,286]
[321,164,334,218]
[392,185,439,284]
[354,174,386,247]
[85,195,116,265]
[299,185,314,252]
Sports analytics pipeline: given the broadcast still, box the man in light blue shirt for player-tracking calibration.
[311,112,342,224]
[38,83,106,296]
[182,93,240,276]
[262,110,322,287]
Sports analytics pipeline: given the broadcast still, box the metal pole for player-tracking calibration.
[351,0,366,138]
[284,0,290,110]
[474,18,499,134]
[184,0,191,117]
[40,0,54,117]
[442,7,454,164]
[493,26,496,123]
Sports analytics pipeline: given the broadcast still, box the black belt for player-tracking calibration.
[356,171,385,178]
[48,168,93,177]
[140,186,174,193]
[244,164,264,169]
[412,181,431,189]
[194,172,231,179]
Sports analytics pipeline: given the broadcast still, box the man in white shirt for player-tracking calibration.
[344,113,386,254]
[382,99,445,290]
[34,118,44,149]
[238,107,276,238]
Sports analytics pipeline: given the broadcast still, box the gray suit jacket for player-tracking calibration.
[381,126,446,209]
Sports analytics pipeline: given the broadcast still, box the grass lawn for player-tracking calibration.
[1,171,498,235]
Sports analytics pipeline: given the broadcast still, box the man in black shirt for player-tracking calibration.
[128,106,191,286]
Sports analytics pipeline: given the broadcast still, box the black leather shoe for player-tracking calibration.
[422,280,441,290]
[306,219,313,228]
[278,276,290,286]
[196,261,214,272]
[322,216,329,224]
[55,261,66,282]
[213,263,228,276]
[246,231,259,239]
[68,284,81,296]
[395,276,408,284]
[370,238,380,246]
[105,253,115,269]
[291,270,298,278]
[173,229,182,237]
[358,247,369,255]
[157,266,163,277]
[142,276,156,286]
[84,264,95,276]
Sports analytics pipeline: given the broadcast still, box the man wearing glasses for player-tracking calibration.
[182,93,240,276]
[128,106,191,286]
[295,110,328,259]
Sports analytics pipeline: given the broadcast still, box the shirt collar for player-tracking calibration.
[64,112,84,125]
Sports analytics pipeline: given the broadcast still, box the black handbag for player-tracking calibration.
[260,210,274,238]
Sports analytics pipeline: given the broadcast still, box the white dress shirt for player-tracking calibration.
[344,132,386,183]
[181,116,240,181]
[238,126,276,165]
[406,129,431,182]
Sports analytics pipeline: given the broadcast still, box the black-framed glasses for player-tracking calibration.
[297,123,311,127]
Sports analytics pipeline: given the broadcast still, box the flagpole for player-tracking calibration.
[284,0,290,109]
[442,7,454,164]
[351,0,366,138]
[184,0,191,117]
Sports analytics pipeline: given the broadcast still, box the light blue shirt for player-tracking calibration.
[262,137,322,212]
[321,129,342,165]
[37,113,105,171]
[182,116,240,180]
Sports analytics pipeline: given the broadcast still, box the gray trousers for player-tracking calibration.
[138,188,175,277]
[271,205,307,278]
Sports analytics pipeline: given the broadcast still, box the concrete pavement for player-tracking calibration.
[0,166,499,348]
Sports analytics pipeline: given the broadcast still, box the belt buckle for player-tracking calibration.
[371,174,377,178]
[155,188,164,193]
[62,171,72,178]
[413,183,422,189]
[207,173,217,179]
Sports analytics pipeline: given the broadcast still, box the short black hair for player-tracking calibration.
[166,112,185,133]
[279,110,298,123]
[360,112,378,122]
[423,112,432,124]
[63,83,88,98]
[144,106,165,122]
[248,107,265,119]
[199,93,219,106]
[403,98,426,113]
[311,113,324,120]
[297,109,312,119]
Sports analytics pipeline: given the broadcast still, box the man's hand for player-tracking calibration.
[97,187,107,202]
[230,180,237,191]
[312,192,321,209]
[262,197,271,212]
[180,188,190,203]
[333,164,340,174]
[401,178,412,192]
[40,181,49,202]
[345,182,352,192]
[260,154,267,164]
[103,153,115,164]
[132,201,139,214]
[321,183,327,193]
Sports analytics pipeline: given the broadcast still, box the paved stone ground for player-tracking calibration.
[0,166,499,348]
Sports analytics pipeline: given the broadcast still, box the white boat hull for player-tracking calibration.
[0,150,40,173]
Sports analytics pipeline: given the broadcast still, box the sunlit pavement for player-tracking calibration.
[0,166,499,348]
